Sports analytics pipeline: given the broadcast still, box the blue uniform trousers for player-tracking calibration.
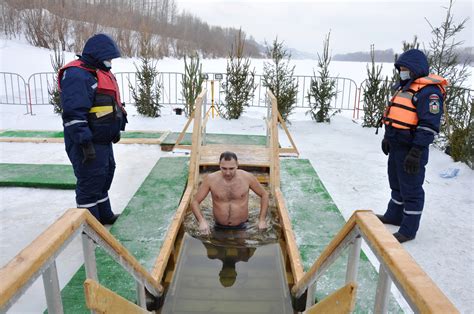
[384,141,429,237]
[67,143,116,223]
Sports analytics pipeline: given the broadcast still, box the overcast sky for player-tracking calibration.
[176,0,473,55]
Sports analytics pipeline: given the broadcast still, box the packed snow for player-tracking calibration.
[0,38,473,313]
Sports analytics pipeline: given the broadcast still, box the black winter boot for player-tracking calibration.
[393,232,415,243]
[102,214,120,225]
[376,214,401,226]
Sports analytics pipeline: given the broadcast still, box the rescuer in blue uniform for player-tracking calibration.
[58,33,127,224]
[378,49,448,243]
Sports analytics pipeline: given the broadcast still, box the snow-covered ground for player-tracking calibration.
[1,38,473,313]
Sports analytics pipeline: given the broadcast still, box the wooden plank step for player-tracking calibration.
[165,299,289,313]
[199,144,270,167]
[172,287,287,302]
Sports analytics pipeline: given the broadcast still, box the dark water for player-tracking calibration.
[161,233,294,313]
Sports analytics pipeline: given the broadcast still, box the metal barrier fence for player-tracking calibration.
[201,73,358,110]
[28,72,57,105]
[0,72,29,112]
[115,72,184,105]
[1,71,472,116]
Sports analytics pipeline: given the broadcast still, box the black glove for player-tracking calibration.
[112,133,121,144]
[404,147,422,175]
[81,142,96,164]
[381,139,390,155]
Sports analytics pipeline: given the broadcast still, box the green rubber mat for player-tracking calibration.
[55,157,189,313]
[280,159,402,313]
[0,163,75,189]
[0,130,163,139]
[162,132,267,146]
[0,130,64,138]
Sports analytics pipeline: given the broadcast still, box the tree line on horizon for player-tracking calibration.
[1,0,264,58]
[334,47,473,64]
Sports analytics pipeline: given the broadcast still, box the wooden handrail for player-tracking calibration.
[274,188,304,284]
[277,111,299,156]
[188,89,206,192]
[291,210,458,313]
[0,208,163,309]
[151,184,193,283]
[0,209,84,307]
[354,211,458,313]
[175,111,194,147]
[291,211,359,298]
[267,91,280,190]
[84,279,151,313]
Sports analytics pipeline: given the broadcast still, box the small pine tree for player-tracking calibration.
[262,38,298,122]
[222,29,256,119]
[306,32,338,123]
[182,53,204,117]
[362,45,391,128]
[448,95,473,167]
[425,0,472,164]
[49,42,64,114]
[130,34,162,117]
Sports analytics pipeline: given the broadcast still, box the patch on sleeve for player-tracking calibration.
[429,94,440,114]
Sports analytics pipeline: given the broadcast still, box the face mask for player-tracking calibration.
[103,60,112,69]
[400,70,411,80]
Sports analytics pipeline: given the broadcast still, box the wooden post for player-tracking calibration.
[84,279,151,313]
[277,111,299,155]
[188,89,206,193]
[305,282,357,314]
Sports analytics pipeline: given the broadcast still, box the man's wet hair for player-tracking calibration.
[219,151,238,163]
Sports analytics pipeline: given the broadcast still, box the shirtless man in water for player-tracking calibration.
[191,151,269,235]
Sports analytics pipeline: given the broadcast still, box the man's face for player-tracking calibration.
[220,159,238,181]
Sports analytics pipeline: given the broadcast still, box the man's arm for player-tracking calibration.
[191,175,211,234]
[248,174,269,229]
[60,68,95,145]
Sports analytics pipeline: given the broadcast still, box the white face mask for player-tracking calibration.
[400,70,411,80]
[103,60,112,69]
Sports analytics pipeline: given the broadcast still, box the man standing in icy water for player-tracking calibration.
[378,49,448,243]
[191,151,269,235]
[58,33,127,225]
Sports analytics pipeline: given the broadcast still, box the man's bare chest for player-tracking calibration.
[210,181,249,201]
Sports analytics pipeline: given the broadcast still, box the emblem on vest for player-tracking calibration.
[429,94,440,114]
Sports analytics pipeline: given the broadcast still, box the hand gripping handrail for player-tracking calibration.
[291,210,458,313]
[0,208,164,313]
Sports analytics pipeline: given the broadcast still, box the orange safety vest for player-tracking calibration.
[58,60,124,111]
[382,74,448,130]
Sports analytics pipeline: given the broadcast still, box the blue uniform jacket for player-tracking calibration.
[60,34,121,146]
[385,49,444,148]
